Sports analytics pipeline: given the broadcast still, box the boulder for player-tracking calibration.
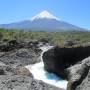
[0,67,5,75]
[16,67,33,77]
[0,75,61,90]
[67,56,90,90]
[64,40,78,46]
[8,40,19,47]
[28,40,39,48]
[0,43,14,52]
[43,46,90,79]
[43,45,90,90]
[0,48,41,66]
[0,63,62,90]
[0,40,20,52]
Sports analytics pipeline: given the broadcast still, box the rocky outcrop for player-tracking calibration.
[43,46,90,90]
[16,67,33,76]
[0,61,62,90]
[0,67,5,75]
[0,40,45,52]
[0,75,63,90]
[0,40,62,90]
[67,57,90,90]
[0,40,20,52]
[43,46,90,78]
[0,48,41,67]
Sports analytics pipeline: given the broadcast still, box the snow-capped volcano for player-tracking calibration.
[31,10,60,21]
[0,10,87,31]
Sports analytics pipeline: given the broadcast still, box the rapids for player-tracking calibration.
[25,45,68,89]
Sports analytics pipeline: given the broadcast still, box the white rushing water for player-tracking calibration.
[25,45,68,89]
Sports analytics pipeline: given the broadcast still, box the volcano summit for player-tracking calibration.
[0,10,87,31]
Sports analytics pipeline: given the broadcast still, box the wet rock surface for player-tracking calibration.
[67,57,90,90]
[0,48,41,66]
[0,41,62,90]
[0,75,63,90]
[43,46,90,90]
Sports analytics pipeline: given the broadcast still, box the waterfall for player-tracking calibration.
[25,45,68,89]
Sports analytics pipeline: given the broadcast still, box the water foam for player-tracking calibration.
[25,46,68,89]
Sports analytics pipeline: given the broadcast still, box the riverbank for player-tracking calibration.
[0,40,62,90]
[25,46,68,89]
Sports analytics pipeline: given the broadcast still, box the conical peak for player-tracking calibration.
[39,10,52,17]
[31,10,60,21]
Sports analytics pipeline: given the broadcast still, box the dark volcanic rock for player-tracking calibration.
[0,61,61,90]
[0,43,14,52]
[16,67,33,77]
[0,75,62,90]
[0,48,41,67]
[0,63,32,77]
[43,45,90,90]
[0,61,62,90]
[0,41,62,90]
[67,56,90,90]
[43,46,90,79]
[0,40,42,52]
[0,67,5,75]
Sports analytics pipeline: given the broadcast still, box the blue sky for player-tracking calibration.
[0,0,90,29]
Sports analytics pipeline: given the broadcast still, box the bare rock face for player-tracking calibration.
[67,56,90,90]
[16,67,33,77]
[0,67,5,75]
[0,40,62,90]
[43,46,90,90]
[0,75,63,90]
[0,62,61,90]
[43,46,90,79]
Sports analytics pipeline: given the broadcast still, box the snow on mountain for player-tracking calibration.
[31,10,60,21]
[0,10,87,31]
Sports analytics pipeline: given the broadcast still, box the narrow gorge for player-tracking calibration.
[26,45,68,90]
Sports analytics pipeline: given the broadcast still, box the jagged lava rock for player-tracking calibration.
[43,45,90,79]
[67,56,90,90]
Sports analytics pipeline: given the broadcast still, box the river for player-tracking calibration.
[25,45,68,89]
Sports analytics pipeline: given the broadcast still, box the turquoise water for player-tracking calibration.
[26,46,68,89]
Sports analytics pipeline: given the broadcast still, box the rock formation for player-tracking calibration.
[0,40,61,90]
[43,45,90,90]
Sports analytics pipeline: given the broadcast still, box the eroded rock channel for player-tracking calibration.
[0,40,62,90]
[0,40,90,90]
[43,45,90,90]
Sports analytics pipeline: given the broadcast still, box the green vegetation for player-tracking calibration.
[0,28,90,46]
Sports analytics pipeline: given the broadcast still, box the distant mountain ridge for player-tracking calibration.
[0,10,87,31]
